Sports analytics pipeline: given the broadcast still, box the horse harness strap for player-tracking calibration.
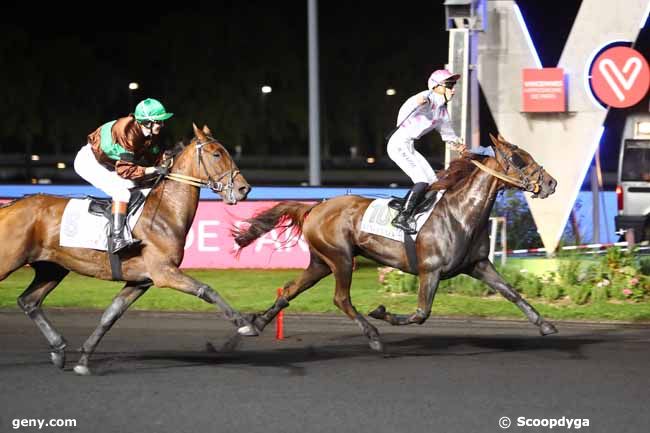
[165,171,240,192]
[108,252,122,281]
[164,138,239,198]
[404,233,419,274]
[470,159,540,194]
[490,144,543,195]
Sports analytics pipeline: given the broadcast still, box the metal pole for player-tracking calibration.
[590,164,600,244]
[500,217,507,266]
[489,217,497,263]
[308,0,321,185]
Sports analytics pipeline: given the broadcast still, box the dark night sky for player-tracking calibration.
[1,0,648,178]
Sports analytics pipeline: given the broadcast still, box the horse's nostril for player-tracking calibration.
[239,186,251,196]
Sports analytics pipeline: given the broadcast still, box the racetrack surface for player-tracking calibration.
[1,310,649,433]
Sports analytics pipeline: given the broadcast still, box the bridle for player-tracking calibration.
[470,143,544,197]
[164,138,240,202]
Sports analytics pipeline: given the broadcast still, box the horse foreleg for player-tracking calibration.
[369,270,441,326]
[252,254,331,332]
[74,280,151,376]
[151,266,257,336]
[17,262,70,369]
[468,259,558,336]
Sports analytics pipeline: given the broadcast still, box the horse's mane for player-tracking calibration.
[429,154,488,192]
[167,140,187,159]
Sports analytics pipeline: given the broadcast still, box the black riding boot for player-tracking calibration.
[109,202,140,254]
[391,182,428,234]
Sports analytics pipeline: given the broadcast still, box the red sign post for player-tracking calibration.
[522,68,566,112]
[590,46,650,108]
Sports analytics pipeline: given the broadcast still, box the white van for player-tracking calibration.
[615,113,650,242]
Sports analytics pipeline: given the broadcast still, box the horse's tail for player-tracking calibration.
[233,201,317,249]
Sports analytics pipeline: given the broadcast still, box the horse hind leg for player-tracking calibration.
[323,252,383,352]
[74,280,151,376]
[17,262,70,369]
[369,269,441,326]
[251,252,332,332]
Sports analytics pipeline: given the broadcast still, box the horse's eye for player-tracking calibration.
[511,153,526,168]
[213,152,221,159]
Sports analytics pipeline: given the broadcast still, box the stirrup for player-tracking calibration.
[109,237,141,254]
[392,215,417,234]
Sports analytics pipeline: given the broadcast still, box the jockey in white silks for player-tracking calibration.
[387,69,493,234]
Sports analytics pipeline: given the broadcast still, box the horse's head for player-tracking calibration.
[188,123,251,204]
[489,133,557,199]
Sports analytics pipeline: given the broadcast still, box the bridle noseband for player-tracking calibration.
[164,138,241,203]
[491,144,544,196]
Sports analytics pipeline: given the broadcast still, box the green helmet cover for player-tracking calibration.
[134,98,174,121]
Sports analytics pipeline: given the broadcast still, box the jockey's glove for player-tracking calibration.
[447,140,467,154]
[145,166,169,176]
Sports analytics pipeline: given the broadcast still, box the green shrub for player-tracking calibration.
[591,281,610,303]
[377,247,649,304]
[640,257,650,276]
[378,267,418,294]
[557,254,583,286]
[541,282,562,301]
[566,284,590,305]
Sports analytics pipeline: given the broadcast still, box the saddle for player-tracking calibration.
[86,190,147,281]
[87,190,146,220]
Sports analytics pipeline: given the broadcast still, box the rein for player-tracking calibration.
[470,155,541,195]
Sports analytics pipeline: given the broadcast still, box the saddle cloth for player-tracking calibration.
[360,193,442,242]
[59,190,149,251]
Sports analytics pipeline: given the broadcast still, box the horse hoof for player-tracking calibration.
[539,322,558,336]
[237,324,259,337]
[368,305,386,320]
[50,351,65,369]
[369,339,384,352]
[73,365,92,376]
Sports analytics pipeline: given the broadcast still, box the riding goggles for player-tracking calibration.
[138,120,165,128]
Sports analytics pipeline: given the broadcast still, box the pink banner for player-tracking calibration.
[181,201,313,269]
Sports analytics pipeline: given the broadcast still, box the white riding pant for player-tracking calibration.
[387,128,438,184]
[73,144,134,202]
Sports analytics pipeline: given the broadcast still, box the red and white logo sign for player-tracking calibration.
[522,68,566,112]
[590,46,650,108]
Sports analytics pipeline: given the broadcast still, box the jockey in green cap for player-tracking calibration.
[74,98,174,253]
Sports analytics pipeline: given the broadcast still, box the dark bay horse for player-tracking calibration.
[234,134,559,352]
[0,124,256,375]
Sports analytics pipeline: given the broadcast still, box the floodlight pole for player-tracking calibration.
[308,0,321,185]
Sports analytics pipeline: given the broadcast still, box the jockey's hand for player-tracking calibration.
[144,166,169,176]
[417,93,430,105]
[162,149,174,162]
[448,140,468,155]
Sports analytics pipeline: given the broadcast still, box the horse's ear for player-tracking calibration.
[497,133,506,142]
[489,133,500,147]
[192,122,206,140]
[202,124,212,136]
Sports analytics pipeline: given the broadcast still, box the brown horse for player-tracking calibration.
[234,134,559,352]
[0,124,256,375]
